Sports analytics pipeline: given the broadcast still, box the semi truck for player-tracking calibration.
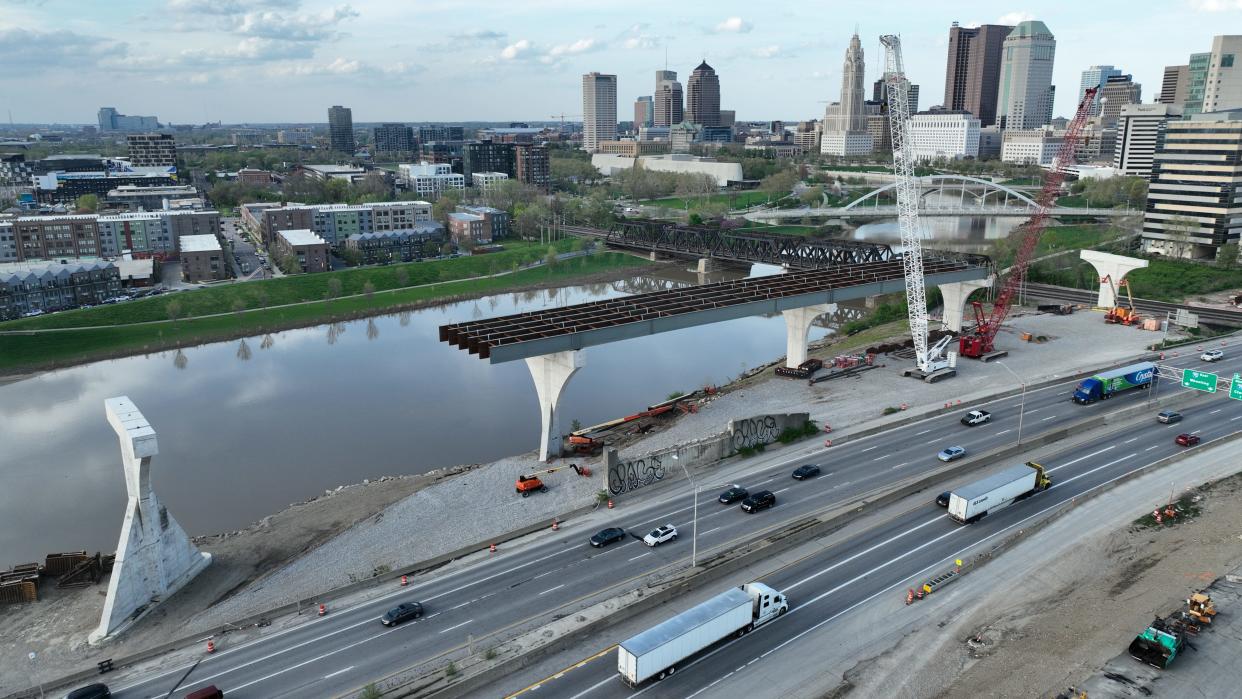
[1072,361,1156,404]
[947,462,1051,524]
[617,582,787,687]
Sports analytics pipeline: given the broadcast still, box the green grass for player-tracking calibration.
[0,252,644,374]
[1035,223,1122,257]
[641,191,774,210]
[1001,177,1042,186]
[1032,254,1242,303]
[735,225,820,236]
[2,240,575,331]
[819,165,891,173]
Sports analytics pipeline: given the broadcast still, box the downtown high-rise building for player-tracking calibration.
[372,123,415,152]
[653,70,684,127]
[997,20,1057,130]
[634,96,654,129]
[686,60,722,127]
[581,72,617,152]
[821,32,872,156]
[873,78,920,115]
[1079,65,1122,116]
[125,133,177,168]
[1203,35,1242,113]
[1098,75,1142,127]
[942,22,1012,127]
[328,105,355,153]
[1113,103,1181,178]
[1159,65,1190,106]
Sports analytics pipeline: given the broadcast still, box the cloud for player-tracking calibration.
[1188,0,1242,9]
[167,0,299,14]
[499,38,533,60]
[234,4,359,42]
[546,38,598,57]
[996,11,1035,24]
[753,45,781,59]
[0,27,126,68]
[450,28,507,42]
[714,17,752,33]
[266,57,422,80]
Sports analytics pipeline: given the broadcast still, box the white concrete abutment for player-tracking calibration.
[525,350,584,462]
[783,304,835,367]
[938,278,994,332]
[1080,250,1148,308]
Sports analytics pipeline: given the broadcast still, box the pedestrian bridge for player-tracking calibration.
[440,251,991,460]
[744,174,1135,220]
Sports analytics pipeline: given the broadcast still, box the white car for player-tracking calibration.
[643,524,678,547]
[1202,349,1224,362]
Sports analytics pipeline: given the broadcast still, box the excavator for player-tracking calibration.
[1102,275,1140,326]
[515,463,591,497]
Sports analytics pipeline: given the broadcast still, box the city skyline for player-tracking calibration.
[1,0,1239,124]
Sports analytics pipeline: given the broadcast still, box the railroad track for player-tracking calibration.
[1025,282,1242,327]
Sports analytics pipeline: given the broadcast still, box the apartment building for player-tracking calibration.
[1001,128,1064,165]
[0,261,122,319]
[399,162,466,200]
[514,143,551,192]
[447,205,510,245]
[1113,103,1182,178]
[343,224,446,264]
[471,171,510,192]
[126,133,178,167]
[179,234,226,282]
[908,111,981,161]
[274,229,330,273]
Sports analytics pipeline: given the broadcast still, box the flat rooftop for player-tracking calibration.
[278,228,327,246]
[179,234,221,253]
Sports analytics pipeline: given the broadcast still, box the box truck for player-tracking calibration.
[617,582,787,687]
[947,462,1051,524]
[1072,362,1156,404]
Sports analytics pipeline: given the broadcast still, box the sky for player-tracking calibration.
[1,0,1240,125]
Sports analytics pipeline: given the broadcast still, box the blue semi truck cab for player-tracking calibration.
[1073,361,1157,404]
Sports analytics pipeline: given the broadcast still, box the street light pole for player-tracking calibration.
[996,361,1027,447]
[673,454,698,568]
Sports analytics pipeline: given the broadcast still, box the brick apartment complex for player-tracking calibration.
[179,234,226,282]
[344,223,446,264]
[274,229,331,272]
[0,261,122,320]
[447,206,510,245]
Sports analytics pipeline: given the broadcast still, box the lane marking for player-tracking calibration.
[323,666,354,679]
[538,584,566,596]
[891,462,910,470]
[860,445,879,452]
[775,487,791,494]
[923,437,941,445]
[1232,416,1242,421]
[995,429,1011,436]
[438,619,473,634]
[1041,415,1057,422]
[1210,409,1223,415]
[1145,445,1160,452]
[784,515,945,592]
[871,455,887,462]
[628,552,653,562]
[1025,408,1042,414]
[1051,453,1137,488]
[448,600,471,611]
[701,526,721,536]
[1124,437,1138,444]
[566,674,618,699]
[1047,445,1116,473]
[914,429,931,436]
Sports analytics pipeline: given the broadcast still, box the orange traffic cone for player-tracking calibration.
[318,603,326,616]
[206,639,215,653]
[551,519,559,531]
[905,589,914,605]
[400,575,408,587]
[607,499,614,509]
[489,543,497,553]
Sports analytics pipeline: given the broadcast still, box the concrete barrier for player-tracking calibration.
[370,388,1207,697]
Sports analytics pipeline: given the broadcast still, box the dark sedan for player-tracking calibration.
[792,464,822,480]
[381,601,424,626]
[718,485,748,504]
[590,527,627,547]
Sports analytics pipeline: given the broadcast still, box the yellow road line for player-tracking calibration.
[504,644,617,698]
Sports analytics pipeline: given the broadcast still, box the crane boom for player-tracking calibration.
[882,34,954,380]
[958,86,1099,359]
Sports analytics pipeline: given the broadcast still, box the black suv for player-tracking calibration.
[741,490,776,513]
[381,602,424,626]
[67,686,111,699]
[718,485,748,504]
[590,527,627,547]
[792,464,822,480]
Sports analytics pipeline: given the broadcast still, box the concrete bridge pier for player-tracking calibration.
[1080,250,1148,307]
[91,397,211,645]
[783,303,835,367]
[938,277,994,332]
[525,350,584,462]
[696,257,723,274]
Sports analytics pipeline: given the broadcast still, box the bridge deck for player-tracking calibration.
[440,255,989,363]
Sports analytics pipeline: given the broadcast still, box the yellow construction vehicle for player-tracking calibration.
[1102,276,1141,326]
[1186,592,1217,625]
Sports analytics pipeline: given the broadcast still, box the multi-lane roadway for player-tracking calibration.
[96,353,1239,699]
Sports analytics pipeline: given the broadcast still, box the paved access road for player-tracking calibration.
[101,353,1237,699]
[512,368,1242,698]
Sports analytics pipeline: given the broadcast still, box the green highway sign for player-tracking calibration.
[1231,374,1242,401]
[1182,368,1218,393]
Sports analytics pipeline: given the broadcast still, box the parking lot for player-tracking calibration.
[221,216,272,280]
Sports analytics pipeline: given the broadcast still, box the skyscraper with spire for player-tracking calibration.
[686,60,721,127]
[653,70,683,127]
[821,31,873,155]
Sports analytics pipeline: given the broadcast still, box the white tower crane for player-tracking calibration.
[881,34,957,383]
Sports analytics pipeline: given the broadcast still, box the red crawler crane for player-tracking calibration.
[958,86,1100,360]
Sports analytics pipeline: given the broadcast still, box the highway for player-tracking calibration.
[98,353,1237,699]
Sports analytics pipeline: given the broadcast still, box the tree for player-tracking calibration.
[363,280,376,299]
[799,185,824,207]
[356,171,391,201]
[395,266,409,286]
[165,299,183,323]
[545,245,558,269]
[433,189,464,224]
[1216,242,1239,269]
[760,169,800,201]
[231,298,246,315]
[338,246,363,267]
[1163,215,1199,259]
[75,194,100,213]
[325,277,343,300]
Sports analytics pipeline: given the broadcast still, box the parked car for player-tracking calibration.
[718,485,748,504]
[936,491,951,507]
[1157,410,1183,424]
[937,446,967,462]
[642,524,678,547]
[741,490,776,513]
[1176,433,1201,447]
[184,686,224,699]
[792,464,822,480]
[66,685,111,699]
[381,601,424,626]
[590,527,627,547]
[960,410,992,426]
[1202,349,1224,362]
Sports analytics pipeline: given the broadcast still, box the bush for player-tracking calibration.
[883,406,901,415]
[485,647,498,660]
[667,391,685,401]
[359,684,383,699]
[445,661,458,677]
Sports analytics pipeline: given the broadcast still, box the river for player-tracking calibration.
[0,216,1016,563]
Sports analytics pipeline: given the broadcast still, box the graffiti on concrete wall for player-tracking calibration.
[730,415,780,451]
[607,454,667,495]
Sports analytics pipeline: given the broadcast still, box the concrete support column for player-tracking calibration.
[938,277,994,332]
[525,350,584,462]
[91,397,211,645]
[1080,250,1149,307]
[695,257,721,274]
[782,304,834,368]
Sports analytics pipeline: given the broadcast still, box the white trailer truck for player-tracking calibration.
[617,582,788,687]
[947,461,1051,524]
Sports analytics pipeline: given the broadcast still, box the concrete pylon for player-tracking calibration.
[90,397,211,645]
[1080,250,1149,308]
[525,351,584,462]
[938,277,994,332]
[783,304,834,368]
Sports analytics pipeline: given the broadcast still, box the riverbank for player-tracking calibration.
[0,250,649,376]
